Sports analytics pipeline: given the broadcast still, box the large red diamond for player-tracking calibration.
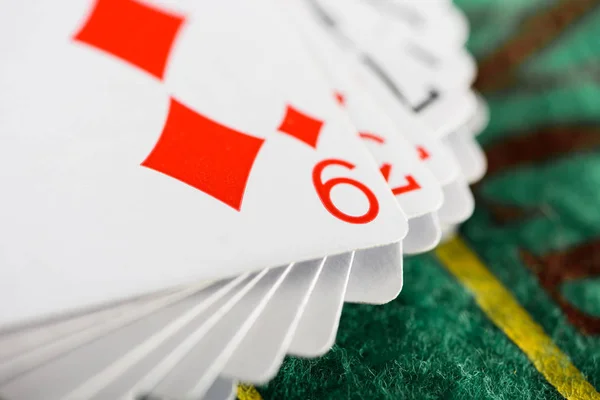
[142,98,265,211]
[277,105,324,149]
[74,0,184,80]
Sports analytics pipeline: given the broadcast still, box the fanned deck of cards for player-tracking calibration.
[0,0,489,399]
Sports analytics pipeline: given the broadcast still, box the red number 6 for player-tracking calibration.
[312,159,380,224]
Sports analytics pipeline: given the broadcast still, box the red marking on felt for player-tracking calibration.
[277,105,324,148]
[334,91,346,106]
[142,98,265,211]
[74,0,184,80]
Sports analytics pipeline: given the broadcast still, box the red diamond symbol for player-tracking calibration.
[334,91,346,106]
[380,163,392,181]
[142,98,265,211]
[277,105,324,149]
[417,146,430,160]
[74,0,184,80]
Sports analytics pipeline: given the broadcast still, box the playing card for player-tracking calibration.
[288,253,353,356]
[0,279,240,386]
[405,213,443,255]
[305,9,481,227]
[299,13,462,192]
[301,20,472,228]
[62,272,269,400]
[367,0,469,50]
[367,35,476,96]
[59,258,331,395]
[0,0,407,329]
[289,0,443,254]
[443,130,487,184]
[345,242,403,303]
[368,6,476,89]
[437,178,475,225]
[244,0,414,305]
[0,0,489,398]
[466,93,490,136]
[360,52,478,138]
[202,377,236,400]
[0,273,254,399]
[416,90,479,141]
[221,259,323,382]
[396,41,477,90]
[309,0,474,90]
[0,286,189,362]
[349,57,463,189]
[130,266,291,400]
[440,224,459,244]
[345,55,478,230]
[306,0,479,137]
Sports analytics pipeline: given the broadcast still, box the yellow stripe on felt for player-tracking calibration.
[436,237,600,400]
[237,384,263,400]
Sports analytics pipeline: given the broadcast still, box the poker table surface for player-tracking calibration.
[238,1,600,399]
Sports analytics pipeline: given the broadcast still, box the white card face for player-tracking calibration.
[395,41,477,89]
[372,0,469,50]
[369,25,476,93]
[350,55,476,230]
[363,50,478,137]
[304,0,477,136]
[304,0,479,228]
[0,0,408,328]
[221,259,324,382]
[288,253,352,357]
[467,93,490,136]
[337,79,443,253]
[443,131,487,184]
[290,4,444,220]
[404,213,442,255]
[288,0,442,254]
[352,59,461,187]
[437,178,475,225]
[417,91,478,139]
[309,0,471,88]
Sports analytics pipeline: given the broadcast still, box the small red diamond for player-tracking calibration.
[74,0,184,80]
[380,163,392,181]
[417,146,430,160]
[334,91,346,106]
[142,98,265,211]
[277,105,324,149]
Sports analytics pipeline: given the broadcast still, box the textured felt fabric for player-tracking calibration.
[255,1,600,399]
